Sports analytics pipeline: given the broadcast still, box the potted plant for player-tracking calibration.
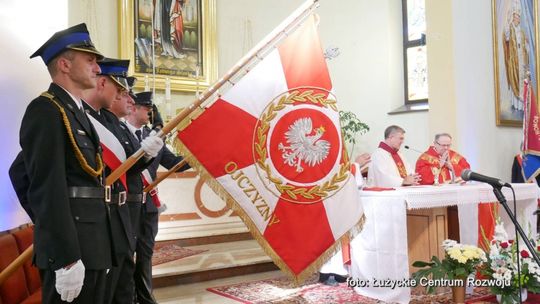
[481,222,540,303]
[412,239,487,303]
[338,110,369,159]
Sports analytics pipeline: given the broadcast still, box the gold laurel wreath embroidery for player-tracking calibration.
[254,90,348,201]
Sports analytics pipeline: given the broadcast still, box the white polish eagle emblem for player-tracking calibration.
[278,117,330,173]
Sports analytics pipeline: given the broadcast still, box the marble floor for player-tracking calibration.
[153,239,277,303]
[154,270,282,303]
[153,239,272,278]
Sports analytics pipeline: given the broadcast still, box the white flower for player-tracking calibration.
[494,266,513,281]
[529,262,540,277]
[493,223,508,241]
[490,245,500,257]
[442,239,458,250]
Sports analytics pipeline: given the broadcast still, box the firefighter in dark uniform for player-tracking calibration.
[100,76,164,304]
[125,92,190,304]
[9,23,113,303]
[81,58,147,304]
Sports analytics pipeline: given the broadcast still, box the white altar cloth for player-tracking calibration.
[350,183,539,304]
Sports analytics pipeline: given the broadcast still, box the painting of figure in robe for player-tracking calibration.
[493,0,538,126]
[135,0,200,78]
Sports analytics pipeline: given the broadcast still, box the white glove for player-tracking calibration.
[141,132,164,158]
[157,203,168,214]
[55,259,85,302]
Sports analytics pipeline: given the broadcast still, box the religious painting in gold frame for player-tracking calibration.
[492,0,538,127]
[118,0,217,92]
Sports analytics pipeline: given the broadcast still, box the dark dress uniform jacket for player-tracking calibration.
[133,125,190,304]
[83,105,136,258]
[9,152,34,221]
[16,83,112,271]
[101,109,150,248]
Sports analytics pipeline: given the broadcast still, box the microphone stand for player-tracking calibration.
[492,186,540,303]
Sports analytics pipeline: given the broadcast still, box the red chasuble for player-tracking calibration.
[378,142,408,178]
[415,146,470,185]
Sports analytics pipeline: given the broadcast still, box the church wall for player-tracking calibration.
[426,0,458,142]
[69,0,119,58]
[452,0,522,181]
[0,1,68,231]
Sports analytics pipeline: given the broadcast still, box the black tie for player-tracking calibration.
[135,130,142,142]
[76,105,92,135]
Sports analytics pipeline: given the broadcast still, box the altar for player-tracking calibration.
[350,182,539,304]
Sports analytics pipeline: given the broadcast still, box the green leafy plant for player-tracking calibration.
[339,110,369,157]
[412,240,486,294]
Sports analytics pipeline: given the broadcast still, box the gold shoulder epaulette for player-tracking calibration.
[40,91,103,178]
[40,91,54,100]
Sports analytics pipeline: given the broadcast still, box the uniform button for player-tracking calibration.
[75,216,80,220]
[48,258,54,263]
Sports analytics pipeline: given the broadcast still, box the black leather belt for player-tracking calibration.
[108,192,127,206]
[68,186,128,205]
[67,186,105,199]
[126,194,144,202]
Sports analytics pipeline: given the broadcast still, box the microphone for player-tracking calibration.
[460,169,511,188]
[404,145,423,154]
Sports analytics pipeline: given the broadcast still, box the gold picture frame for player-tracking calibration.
[492,0,538,127]
[118,0,218,92]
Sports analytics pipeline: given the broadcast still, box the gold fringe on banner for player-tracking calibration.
[175,138,366,284]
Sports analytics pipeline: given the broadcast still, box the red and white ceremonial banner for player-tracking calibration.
[522,78,540,181]
[87,114,128,189]
[177,15,363,281]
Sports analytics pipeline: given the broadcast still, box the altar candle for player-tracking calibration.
[165,78,171,100]
[195,65,200,98]
[166,100,172,119]
[144,75,150,91]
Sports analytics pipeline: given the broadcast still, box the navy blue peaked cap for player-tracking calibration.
[126,76,137,88]
[126,77,137,99]
[134,91,153,107]
[98,58,130,90]
[30,23,103,65]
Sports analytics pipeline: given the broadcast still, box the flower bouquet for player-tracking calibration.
[412,240,486,295]
[481,222,540,303]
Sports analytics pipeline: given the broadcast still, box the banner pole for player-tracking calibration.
[143,159,187,192]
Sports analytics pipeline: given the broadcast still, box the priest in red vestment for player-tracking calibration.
[415,133,470,185]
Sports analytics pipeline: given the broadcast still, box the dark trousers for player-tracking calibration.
[105,251,136,304]
[40,268,107,303]
[134,210,159,304]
